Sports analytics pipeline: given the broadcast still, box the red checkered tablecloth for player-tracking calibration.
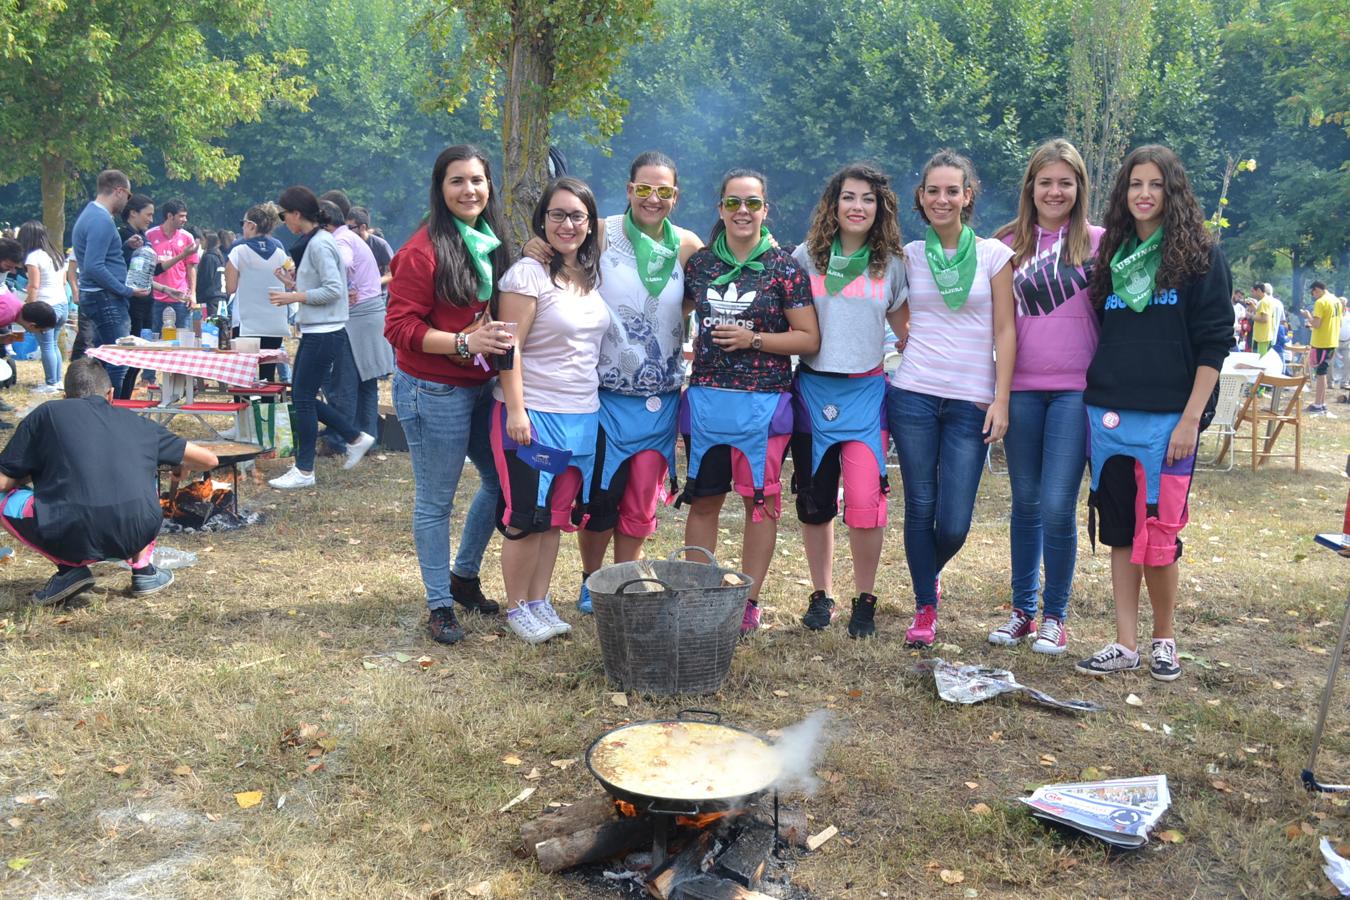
[86,347,288,388]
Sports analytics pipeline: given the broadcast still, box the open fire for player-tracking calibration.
[160,476,259,532]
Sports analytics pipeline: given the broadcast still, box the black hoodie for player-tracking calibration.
[1084,243,1233,413]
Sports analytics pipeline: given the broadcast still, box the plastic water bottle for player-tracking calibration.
[126,244,157,292]
[161,305,177,343]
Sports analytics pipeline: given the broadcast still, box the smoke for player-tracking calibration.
[770,710,836,795]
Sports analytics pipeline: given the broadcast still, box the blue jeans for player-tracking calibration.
[392,369,500,611]
[37,303,68,385]
[888,386,989,609]
[1003,391,1087,620]
[292,330,362,472]
[81,290,131,388]
[322,335,380,452]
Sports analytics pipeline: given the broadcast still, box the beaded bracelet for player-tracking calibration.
[455,331,471,359]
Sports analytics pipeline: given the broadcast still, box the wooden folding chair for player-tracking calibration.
[1232,372,1306,471]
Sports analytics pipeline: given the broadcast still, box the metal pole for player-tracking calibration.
[1304,587,1350,790]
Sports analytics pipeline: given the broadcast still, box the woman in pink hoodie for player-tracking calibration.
[988,139,1103,656]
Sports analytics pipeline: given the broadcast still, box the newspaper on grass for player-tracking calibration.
[916,658,1104,713]
[1020,775,1170,848]
[1321,838,1350,896]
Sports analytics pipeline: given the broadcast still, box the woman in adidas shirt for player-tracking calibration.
[987,139,1103,656]
[889,149,1016,650]
[1074,145,1233,683]
[679,168,819,635]
[789,163,907,639]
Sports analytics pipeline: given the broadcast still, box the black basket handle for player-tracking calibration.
[616,577,671,595]
[668,545,718,565]
[647,799,703,816]
[677,708,722,723]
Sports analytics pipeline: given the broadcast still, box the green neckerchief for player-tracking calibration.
[1109,225,1164,313]
[710,227,773,286]
[824,235,871,295]
[453,215,501,302]
[624,211,680,298]
[924,225,978,311]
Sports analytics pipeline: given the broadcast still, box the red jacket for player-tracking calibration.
[384,225,493,386]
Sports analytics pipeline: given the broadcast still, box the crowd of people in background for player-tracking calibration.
[0,140,1346,684]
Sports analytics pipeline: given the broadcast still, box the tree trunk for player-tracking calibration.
[1336,250,1349,297]
[499,18,555,254]
[40,154,68,245]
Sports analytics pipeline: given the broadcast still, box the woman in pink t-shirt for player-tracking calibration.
[491,177,612,645]
[987,139,1103,656]
[887,149,1016,649]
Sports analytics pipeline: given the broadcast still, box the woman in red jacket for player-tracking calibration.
[384,145,514,645]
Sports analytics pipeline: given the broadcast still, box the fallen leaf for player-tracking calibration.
[810,655,824,662]
[1211,779,1233,793]
[1302,822,1317,836]
[610,693,628,707]
[939,869,965,885]
[6,818,21,829]
[1157,829,1185,844]
[305,762,325,775]
[392,652,413,663]
[846,689,863,700]
[205,813,222,822]
[276,795,287,810]
[347,538,362,545]
[1125,693,1144,707]
[465,881,492,898]
[1079,766,1105,781]
[173,765,193,777]
[480,634,499,643]
[817,769,843,784]
[550,758,577,770]
[7,857,32,872]
[498,786,536,813]
[416,656,435,669]
[807,824,838,851]
[970,803,992,816]
[964,781,979,790]
[773,689,790,698]
[106,763,130,777]
[1038,754,1056,767]
[234,791,264,809]
[361,660,380,670]
[501,755,523,766]
[48,765,66,778]
[524,767,542,781]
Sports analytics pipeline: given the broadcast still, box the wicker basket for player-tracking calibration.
[587,546,753,695]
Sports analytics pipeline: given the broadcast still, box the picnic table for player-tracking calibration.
[86,345,287,406]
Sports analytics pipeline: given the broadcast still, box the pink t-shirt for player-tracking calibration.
[890,236,1015,405]
[493,257,611,414]
[331,225,383,304]
[0,289,21,328]
[145,225,199,303]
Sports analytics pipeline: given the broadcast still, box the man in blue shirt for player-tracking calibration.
[71,170,151,388]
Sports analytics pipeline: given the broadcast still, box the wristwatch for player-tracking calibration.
[751,331,763,351]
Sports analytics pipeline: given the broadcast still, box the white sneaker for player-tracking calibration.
[30,384,61,395]
[507,603,553,644]
[342,432,376,470]
[269,466,316,489]
[527,598,572,637]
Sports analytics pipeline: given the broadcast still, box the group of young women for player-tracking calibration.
[381,138,1234,683]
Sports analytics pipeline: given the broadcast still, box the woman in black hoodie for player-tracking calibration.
[1074,145,1233,684]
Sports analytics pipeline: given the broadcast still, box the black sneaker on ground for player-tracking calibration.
[450,573,500,615]
[33,566,95,606]
[847,593,878,639]
[800,590,835,630]
[1150,638,1182,682]
[130,565,174,596]
[428,607,465,644]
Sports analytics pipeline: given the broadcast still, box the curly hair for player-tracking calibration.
[805,163,904,279]
[1089,144,1213,310]
[994,138,1094,268]
[913,149,980,225]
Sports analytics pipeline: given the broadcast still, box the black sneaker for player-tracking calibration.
[1150,638,1182,682]
[450,573,500,615]
[800,590,835,630]
[847,593,877,639]
[428,607,465,644]
[33,566,95,606]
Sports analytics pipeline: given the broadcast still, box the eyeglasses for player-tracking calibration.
[721,196,765,213]
[545,209,590,225]
[632,183,676,201]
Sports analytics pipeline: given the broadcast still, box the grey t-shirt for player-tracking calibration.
[791,245,907,373]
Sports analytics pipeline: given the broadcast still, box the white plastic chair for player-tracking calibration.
[1199,371,1247,471]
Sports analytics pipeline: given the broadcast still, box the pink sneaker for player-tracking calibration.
[740,600,761,636]
[905,605,938,648]
[988,609,1036,646]
[1032,616,1068,655]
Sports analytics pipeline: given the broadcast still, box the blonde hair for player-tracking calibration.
[995,139,1094,268]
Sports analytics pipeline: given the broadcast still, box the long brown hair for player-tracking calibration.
[805,163,904,279]
[995,139,1094,267]
[427,144,512,308]
[1089,144,1213,310]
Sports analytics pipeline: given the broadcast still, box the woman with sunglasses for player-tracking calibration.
[790,163,907,638]
[492,176,611,644]
[678,169,819,635]
[265,187,376,489]
[889,149,1016,649]
[224,203,290,383]
[524,152,703,614]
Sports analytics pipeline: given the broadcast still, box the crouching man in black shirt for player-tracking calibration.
[0,359,219,604]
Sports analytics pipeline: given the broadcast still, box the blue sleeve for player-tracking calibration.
[80,217,132,297]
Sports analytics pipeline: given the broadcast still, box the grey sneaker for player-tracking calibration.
[526,598,572,638]
[1075,642,1140,676]
[33,566,95,605]
[131,565,174,596]
[1150,638,1182,682]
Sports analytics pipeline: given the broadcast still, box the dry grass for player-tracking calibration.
[2,364,1349,899]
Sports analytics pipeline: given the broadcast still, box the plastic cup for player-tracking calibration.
[494,321,518,370]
